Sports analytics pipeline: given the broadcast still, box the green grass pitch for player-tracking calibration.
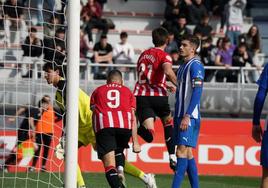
[0,172,260,188]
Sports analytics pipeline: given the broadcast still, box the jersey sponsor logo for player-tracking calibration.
[182,137,188,142]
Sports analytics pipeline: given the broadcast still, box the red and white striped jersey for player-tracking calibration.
[90,83,136,133]
[133,47,173,96]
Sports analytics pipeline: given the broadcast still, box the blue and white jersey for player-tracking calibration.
[257,63,268,90]
[255,64,268,130]
[175,58,204,119]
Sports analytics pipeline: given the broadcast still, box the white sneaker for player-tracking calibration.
[145,173,157,188]
[28,167,35,172]
[3,168,8,173]
[118,171,127,188]
[0,165,8,173]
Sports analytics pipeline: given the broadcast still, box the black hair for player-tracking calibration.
[49,14,61,22]
[178,14,187,19]
[38,97,50,108]
[30,27,37,33]
[120,31,128,38]
[152,27,169,47]
[168,30,174,35]
[56,27,65,34]
[181,34,200,51]
[42,95,51,102]
[202,13,210,20]
[107,69,122,82]
[205,36,213,43]
[100,34,107,39]
[222,36,230,44]
[43,62,64,77]
[238,42,247,48]
[170,49,179,54]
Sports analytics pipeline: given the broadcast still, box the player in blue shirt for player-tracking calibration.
[172,35,204,188]
[252,63,268,188]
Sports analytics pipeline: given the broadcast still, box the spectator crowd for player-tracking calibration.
[0,0,264,83]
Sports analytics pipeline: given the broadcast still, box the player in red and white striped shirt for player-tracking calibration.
[91,70,140,188]
[91,82,135,132]
[134,27,178,171]
[134,47,173,96]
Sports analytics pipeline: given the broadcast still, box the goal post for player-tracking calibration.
[0,0,81,187]
[65,0,80,187]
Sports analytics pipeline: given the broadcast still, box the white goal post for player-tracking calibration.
[65,0,80,187]
[0,0,80,187]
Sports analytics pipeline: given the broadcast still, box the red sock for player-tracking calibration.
[105,166,122,188]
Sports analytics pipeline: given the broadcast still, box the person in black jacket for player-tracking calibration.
[164,0,187,28]
[185,0,208,25]
[193,14,213,40]
[43,27,66,66]
[172,14,191,47]
[21,27,43,78]
[3,0,27,46]
[232,43,253,82]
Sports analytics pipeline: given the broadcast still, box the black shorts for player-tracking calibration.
[96,128,132,159]
[17,130,29,145]
[136,96,171,123]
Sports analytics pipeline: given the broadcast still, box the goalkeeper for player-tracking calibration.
[43,62,93,188]
[43,62,157,188]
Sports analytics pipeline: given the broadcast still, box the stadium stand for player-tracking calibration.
[1,2,268,187]
[0,0,267,118]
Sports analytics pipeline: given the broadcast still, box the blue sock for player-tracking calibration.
[172,158,188,188]
[187,158,199,188]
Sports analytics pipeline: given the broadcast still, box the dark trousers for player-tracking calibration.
[215,70,237,82]
[32,133,52,167]
[85,18,109,41]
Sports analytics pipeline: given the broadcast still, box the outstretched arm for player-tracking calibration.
[8,106,27,123]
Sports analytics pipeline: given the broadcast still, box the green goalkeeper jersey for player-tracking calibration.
[55,79,96,146]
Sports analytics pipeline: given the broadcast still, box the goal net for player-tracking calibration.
[0,0,69,187]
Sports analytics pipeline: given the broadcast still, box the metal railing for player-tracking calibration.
[0,59,266,115]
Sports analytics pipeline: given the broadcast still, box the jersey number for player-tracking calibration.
[138,63,153,84]
[107,90,120,108]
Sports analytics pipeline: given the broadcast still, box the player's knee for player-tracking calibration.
[102,151,116,167]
